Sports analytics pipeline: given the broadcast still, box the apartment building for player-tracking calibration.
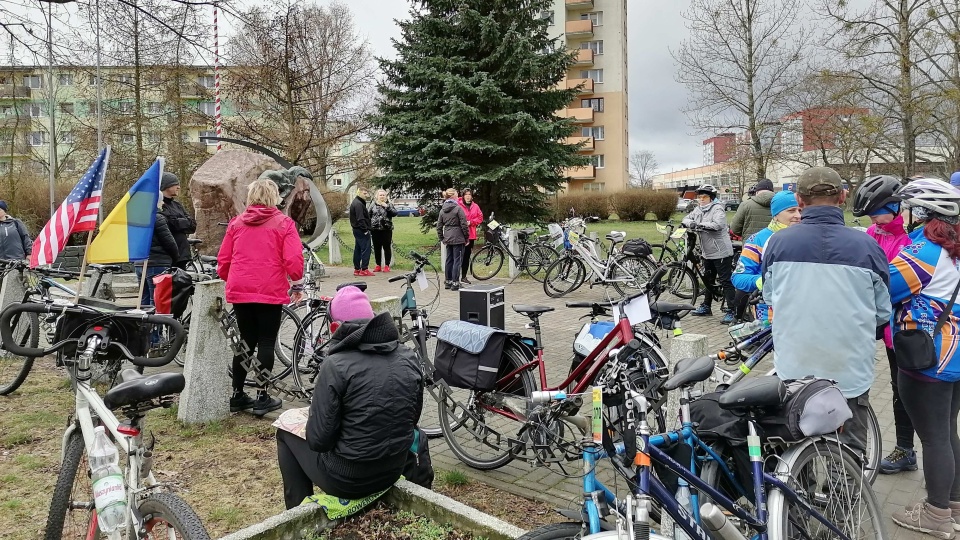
[544,0,629,193]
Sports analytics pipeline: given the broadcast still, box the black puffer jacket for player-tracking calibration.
[349,195,371,231]
[148,213,181,268]
[160,197,196,265]
[306,312,423,496]
[436,199,468,245]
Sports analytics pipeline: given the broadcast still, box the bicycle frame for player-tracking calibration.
[569,236,636,286]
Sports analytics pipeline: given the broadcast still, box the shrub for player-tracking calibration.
[322,191,348,224]
[646,189,680,221]
[552,192,611,221]
[609,191,649,221]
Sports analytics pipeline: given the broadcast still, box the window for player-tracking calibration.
[60,102,75,115]
[581,98,604,112]
[198,101,217,115]
[62,158,76,172]
[58,74,74,86]
[580,69,603,83]
[61,131,75,144]
[117,73,134,84]
[89,75,100,86]
[146,102,163,114]
[580,11,603,26]
[581,126,604,140]
[121,133,136,144]
[118,101,134,114]
[146,133,160,143]
[28,104,44,117]
[591,154,605,168]
[23,75,42,89]
[581,40,604,55]
[27,131,46,146]
[198,75,216,88]
[0,162,9,174]
[331,178,343,187]
[540,10,554,24]
[30,160,45,173]
[583,182,605,192]
[200,130,218,144]
[0,105,13,116]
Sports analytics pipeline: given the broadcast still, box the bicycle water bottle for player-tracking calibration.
[674,484,693,540]
[728,319,769,342]
[89,426,126,532]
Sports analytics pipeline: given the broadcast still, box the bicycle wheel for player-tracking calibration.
[649,243,677,265]
[518,522,670,539]
[138,492,212,539]
[767,440,887,540]
[438,344,537,470]
[290,307,332,397]
[663,262,699,301]
[611,255,658,297]
[0,310,39,395]
[273,304,304,378]
[523,244,559,282]
[471,244,505,280]
[543,256,586,298]
[863,404,880,485]
[405,323,442,438]
[45,429,93,539]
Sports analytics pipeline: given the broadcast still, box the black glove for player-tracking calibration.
[876,323,889,341]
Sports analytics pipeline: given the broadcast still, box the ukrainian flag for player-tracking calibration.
[87,158,163,264]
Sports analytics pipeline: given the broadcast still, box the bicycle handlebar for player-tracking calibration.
[389,252,430,284]
[0,303,186,368]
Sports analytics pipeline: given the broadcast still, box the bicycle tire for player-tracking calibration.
[471,244,505,280]
[273,304,304,376]
[649,243,677,265]
[138,492,212,539]
[611,255,658,297]
[543,256,586,298]
[290,307,332,397]
[767,440,887,540]
[0,311,39,395]
[226,305,301,386]
[863,404,880,485]
[45,429,93,539]
[516,522,587,539]
[663,262,699,302]
[405,323,443,438]
[523,244,559,282]
[438,344,536,470]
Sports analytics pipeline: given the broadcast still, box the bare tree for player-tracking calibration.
[225,0,377,183]
[673,0,806,180]
[628,149,658,188]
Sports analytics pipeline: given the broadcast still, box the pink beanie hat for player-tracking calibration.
[329,286,375,322]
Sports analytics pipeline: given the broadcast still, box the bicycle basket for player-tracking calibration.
[54,302,150,361]
[434,320,508,391]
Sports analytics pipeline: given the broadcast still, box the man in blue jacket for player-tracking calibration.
[761,167,891,455]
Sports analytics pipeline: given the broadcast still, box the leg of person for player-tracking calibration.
[881,347,918,474]
[893,373,956,537]
[360,231,372,272]
[252,303,284,416]
[461,239,473,284]
[693,258,716,316]
[716,255,736,324]
[277,430,319,509]
[731,289,751,321]
[352,228,363,273]
[370,229,385,271]
[230,303,260,412]
[450,244,463,290]
[838,392,869,458]
[383,229,393,271]
[946,381,960,528]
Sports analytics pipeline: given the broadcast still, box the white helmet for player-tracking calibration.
[897,178,960,217]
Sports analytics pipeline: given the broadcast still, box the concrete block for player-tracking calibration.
[0,268,26,312]
[217,504,336,540]
[440,243,447,273]
[328,230,342,265]
[370,296,401,327]
[508,230,519,278]
[178,279,232,425]
[385,480,526,540]
[85,271,115,301]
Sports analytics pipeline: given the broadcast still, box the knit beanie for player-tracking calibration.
[755,178,775,192]
[951,171,960,187]
[770,191,798,217]
[329,286,375,322]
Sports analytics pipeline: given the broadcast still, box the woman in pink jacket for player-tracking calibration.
[457,189,483,285]
[218,179,305,417]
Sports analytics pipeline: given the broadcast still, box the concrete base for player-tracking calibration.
[440,243,447,273]
[0,269,25,312]
[328,230,342,265]
[507,230,519,278]
[178,279,232,425]
[370,296,401,327]
[85,272,115,301]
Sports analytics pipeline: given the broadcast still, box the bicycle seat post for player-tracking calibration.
[527,314,544,349]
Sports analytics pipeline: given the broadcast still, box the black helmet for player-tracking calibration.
[696,184,719,199]
[852,175,902,217]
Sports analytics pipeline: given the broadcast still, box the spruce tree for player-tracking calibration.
[373,0,588,225]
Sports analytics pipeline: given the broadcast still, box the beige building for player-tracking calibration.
[545,0,629,193]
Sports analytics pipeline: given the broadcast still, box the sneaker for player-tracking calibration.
[691,304,712,317]
[359,269,375,277]
[373,265,382,272]
[451,282,460,291]
[353,269,361,276]
[720,311,735,325]
[230,392,256,413]
[383,266,390,273]
[461,277,472,285]
[880,446,918,474]
[251,394,283,416]
[948,502,960,531]
[444,281,452,290]
[893,501,956,538]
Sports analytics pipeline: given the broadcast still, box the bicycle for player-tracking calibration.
[650,221,688,264]
[183,238,218,276]
[471,213,560,282]
[659,229,742,308]
[542,229,658,298]
[0,299,210,539]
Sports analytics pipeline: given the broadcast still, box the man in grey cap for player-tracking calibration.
[761,166,890,457]
[158,172,196,269]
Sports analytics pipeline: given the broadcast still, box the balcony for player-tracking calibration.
[565,136,594,151]
[565,78,594,95]
[560,107,594,123]
[564,165,595,180]
[565,19,594,37]
[0,85,31,99]
[566,0,594,7]
[574,49,594,66]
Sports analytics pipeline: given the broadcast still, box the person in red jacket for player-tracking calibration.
[218,178,305,417]
[457,189,483,285]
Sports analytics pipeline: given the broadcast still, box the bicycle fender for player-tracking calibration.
[506,334,536,362]
[62,421,79,463]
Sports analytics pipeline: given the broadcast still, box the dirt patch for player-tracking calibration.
[314,503,482,540]
[433,472,558,529]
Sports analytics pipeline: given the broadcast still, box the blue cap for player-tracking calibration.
[770,191,798,217]
[951,171,960,187]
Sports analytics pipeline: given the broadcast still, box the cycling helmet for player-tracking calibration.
[696,184,719,199]
[897,178,960,218]
[852,175,902,217]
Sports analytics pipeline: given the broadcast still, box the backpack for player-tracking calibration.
[402,427,434,489]
[622,238,652,257]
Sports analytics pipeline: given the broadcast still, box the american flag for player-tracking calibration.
[30,147,110,268]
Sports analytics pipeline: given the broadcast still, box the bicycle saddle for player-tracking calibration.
[199,255,217,264]
[650,301,695,316]
[718,376,786,411]
[88,263,122,273]
[605,232,625,243]
[103,369,185,410]
[512,304,555,317]
[188,238,203,245]
[662,354,715,391]
[336,281,367,292]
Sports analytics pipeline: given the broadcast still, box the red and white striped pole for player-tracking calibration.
[213,2,222,152]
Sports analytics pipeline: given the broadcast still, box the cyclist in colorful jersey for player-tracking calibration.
[888,178,960,538]
[730,190,800,322]
[852,175,916,475]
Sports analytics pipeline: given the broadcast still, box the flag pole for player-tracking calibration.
[72,232,94,302]
[136,260,149,311]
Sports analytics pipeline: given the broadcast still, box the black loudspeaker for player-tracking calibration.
[459,284,505,329]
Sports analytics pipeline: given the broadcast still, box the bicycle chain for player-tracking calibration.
[211,299,309,403]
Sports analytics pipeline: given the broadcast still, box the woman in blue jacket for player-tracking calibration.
[889,178,960,538]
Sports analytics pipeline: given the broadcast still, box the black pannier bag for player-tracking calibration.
[55,298,149,361]
[434,320,508,391]
[622,238,652,257]
[758,377,851,442]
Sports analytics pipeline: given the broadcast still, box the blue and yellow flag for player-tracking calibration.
[87,158,163,264]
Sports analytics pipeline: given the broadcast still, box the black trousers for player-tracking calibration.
[371,229,393,267]
[898,374,960,508]
[445,244,463,284]
[886,347,915,449]
[461,239,475,279]
[231,303,283,393]
[702,255,735,310]
[352,228,371,271]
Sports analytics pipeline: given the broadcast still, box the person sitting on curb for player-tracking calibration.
[275,286,423,509]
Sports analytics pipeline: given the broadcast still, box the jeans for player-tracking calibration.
[135,265,167,307]
[886,347,915,449]
[371,229,393,267]
[352,228,371,271]
[702,255,735,310]
[461,239,475,279]
[444,244,463,284]
[231,303,283,393]
[898,374,960,508]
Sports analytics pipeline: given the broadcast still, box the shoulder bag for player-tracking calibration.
[893,274,960,371]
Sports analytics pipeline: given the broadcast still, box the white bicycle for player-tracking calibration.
[0,299,209,539]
